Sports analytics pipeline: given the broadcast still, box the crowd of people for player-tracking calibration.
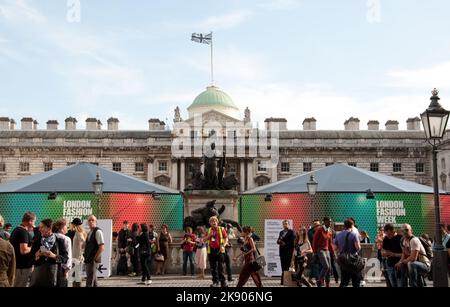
[0,212,104,287]
[277,217,450,287]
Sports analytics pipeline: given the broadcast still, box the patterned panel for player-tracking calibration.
[0,193,183,232]
[240,192,450,240]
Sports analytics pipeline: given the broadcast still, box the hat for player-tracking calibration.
[312,221,321,228]
[71,218,83,226]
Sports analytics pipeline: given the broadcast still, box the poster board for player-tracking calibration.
[264,219,292,277]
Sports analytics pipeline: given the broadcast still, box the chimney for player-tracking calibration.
[86,118,98,130]
[0,117,9,130]
[65,117,77,130]
[149,118,163,130]
[107,117,119,131]
[159,120,166,130]
[367,120,379,131]
[302,117,317,130]
[385,120,399,131]
[10,119,16,130]
[97,120,102,130]
[344,117,360,131]
[407,117,421,131]
[33,120,38,130]
[21,117,34,130]
[46,120,59,130]
[264,118,287,131]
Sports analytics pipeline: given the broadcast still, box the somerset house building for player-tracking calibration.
[0,85,437,192]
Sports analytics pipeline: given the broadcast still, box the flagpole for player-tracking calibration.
[210,32,214,85]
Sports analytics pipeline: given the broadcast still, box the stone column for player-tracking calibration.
[247,159,254,190]
[240,161,245,192]
[271,161,278,183]
[180,159,185,191]
[147,158,154,182]
[171,159,178,189]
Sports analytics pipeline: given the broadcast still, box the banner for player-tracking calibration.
[264,219,292,277]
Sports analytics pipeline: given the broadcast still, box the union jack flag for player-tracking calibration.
[191,32,212,45]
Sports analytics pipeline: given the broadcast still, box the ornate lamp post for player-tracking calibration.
[307,174,318,222]
[420,88,449,287]
[92,171,103,218]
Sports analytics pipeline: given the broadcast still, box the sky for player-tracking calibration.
[1,0,450,130]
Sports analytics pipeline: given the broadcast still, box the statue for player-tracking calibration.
[185,142,239,191]
[183,200,242,231]
[203,143,218,189]
[174,106,182,122]
[217,152,226,189]
[244,107,251,122]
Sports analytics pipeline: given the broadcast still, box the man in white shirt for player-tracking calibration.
[395,224,431,287]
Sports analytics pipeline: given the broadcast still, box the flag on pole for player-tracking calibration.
[191,32,212,45]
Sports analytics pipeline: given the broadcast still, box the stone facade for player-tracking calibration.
[0,86,433,190]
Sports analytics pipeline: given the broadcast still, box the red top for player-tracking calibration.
[182,233,197,252]
[208,227,227,250]
[312,226,334,254]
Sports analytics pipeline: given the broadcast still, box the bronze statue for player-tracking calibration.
[183,200,242,231]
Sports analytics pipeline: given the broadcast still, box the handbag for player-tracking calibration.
[337,232,365,274]
[154,253,165,262]
[250,245,266,272]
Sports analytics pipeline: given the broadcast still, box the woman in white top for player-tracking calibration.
[292,226,313,287]
[70,218,87,287]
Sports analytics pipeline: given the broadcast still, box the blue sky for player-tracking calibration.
[1,0,450,130]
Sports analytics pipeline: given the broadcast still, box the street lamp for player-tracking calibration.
[420,88,449,287]
[92,171,103,217]
[307,174,318,223]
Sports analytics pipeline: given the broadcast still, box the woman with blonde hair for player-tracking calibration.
[70,218,87,287]
[292,226,313,287]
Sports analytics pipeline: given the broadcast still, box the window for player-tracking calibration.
[0,162,5,172]
[20,162,30,172]
[44,162,53,172]
[348,162,357,167]
[135,162,144,172]
[227,130,236,138]
[67,162,76,166]
[416,163,424,173]
[90,162,99,166]
[303,162,312,172]
[257,161,267,172]
[442,158,446,170]
[227,163,237,174]
[370,163,379,172]
[325,162,334,167]
[393,163,402,173]
[281,162,290,173]
[113,162,122,172]
[158,161,168,172]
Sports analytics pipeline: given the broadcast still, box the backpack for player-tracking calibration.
[417,236,433,260]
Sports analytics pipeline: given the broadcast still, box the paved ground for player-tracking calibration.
[88,275,393,287]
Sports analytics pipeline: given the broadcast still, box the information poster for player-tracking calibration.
[264,219,292,277]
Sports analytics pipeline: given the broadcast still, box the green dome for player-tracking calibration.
[188,86,239,110]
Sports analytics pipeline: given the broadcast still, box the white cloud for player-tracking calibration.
[387,62,450,90]
[226,83,424,131]
[0,0,47,24]
[197,11,254,30]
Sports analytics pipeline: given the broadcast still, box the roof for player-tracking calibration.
[244,163,437,194]
[0,163,179,194]
[188,86,239,111]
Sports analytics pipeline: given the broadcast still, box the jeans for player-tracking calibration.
[340,268,361,287]
[14,268,32,287]
[183,251,195,275]
[318,250,331,284]
[140,252,152,281]
[208,249,226,285]
[407,261,430,287]
[85,262,99,287]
